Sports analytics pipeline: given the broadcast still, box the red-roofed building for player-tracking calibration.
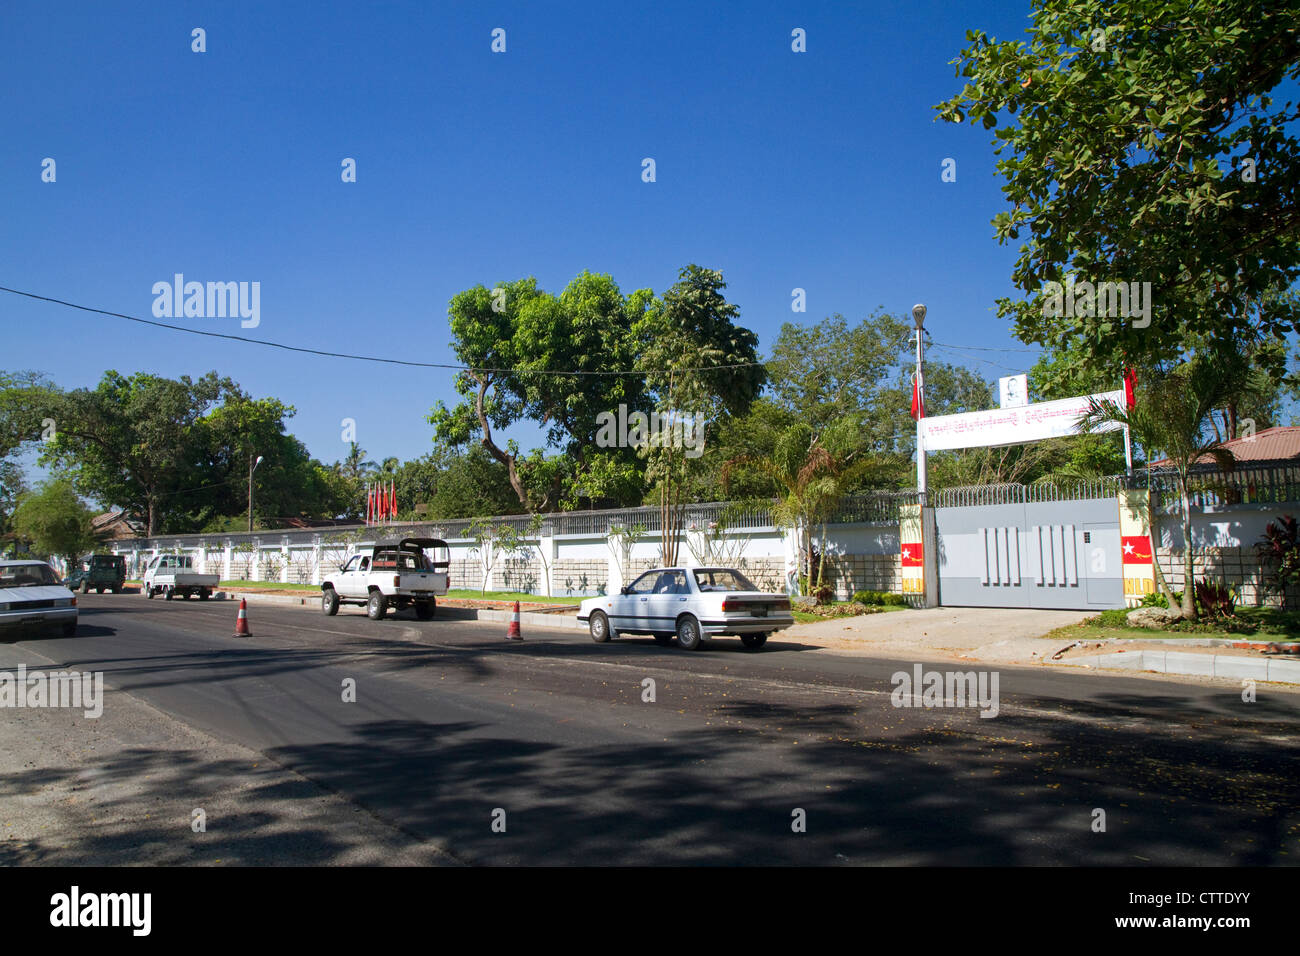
[1149,425,1300,467]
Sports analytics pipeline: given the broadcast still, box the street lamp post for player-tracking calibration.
[248,454,264,533]
[912,303,928,501]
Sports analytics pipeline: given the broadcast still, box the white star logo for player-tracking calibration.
[1123,541,1135,555]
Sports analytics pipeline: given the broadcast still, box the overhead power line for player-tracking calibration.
[0,285,765,377]
[1,284,1039,379]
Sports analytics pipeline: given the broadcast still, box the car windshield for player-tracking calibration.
[0,564,60,588]
[693,569,756,592]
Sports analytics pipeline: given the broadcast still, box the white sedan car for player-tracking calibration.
[0,560,78,638]
[578,567,794,650]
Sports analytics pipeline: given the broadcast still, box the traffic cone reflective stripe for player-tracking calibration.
[507,601,522,640]
[233,597,252,637]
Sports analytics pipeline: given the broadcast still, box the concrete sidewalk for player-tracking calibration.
[785,606,1092,665]
[782,606,1300,686]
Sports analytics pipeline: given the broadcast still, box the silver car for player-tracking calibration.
[578,566,794,650]
[0,561,78,637]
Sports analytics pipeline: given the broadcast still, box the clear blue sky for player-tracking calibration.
[3,0,1045,481]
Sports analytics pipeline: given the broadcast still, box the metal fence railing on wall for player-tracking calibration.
[933,477,1124,509]
[1134,461,1300,513]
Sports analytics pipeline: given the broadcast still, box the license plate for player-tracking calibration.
[21,616,43,625]
[752,606,768,617]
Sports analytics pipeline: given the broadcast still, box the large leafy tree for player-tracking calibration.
[431,273,652,511]
[936,0,1300,369]
[720,313,993,495]
[41,371,230,535]
[11,479,97,565]
[634,265,765,563]
[0,370,56,543]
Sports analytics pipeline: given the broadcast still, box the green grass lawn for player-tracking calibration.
[1043,605,1300,645]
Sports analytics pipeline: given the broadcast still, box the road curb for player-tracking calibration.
[216,590,585,631]
[1059,649,1300,684]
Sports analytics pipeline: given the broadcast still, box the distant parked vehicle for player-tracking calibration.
[578,566,795,650]
[142,554,219,601]
[320,537,450,620]
[0,560,77,637]
[65,553,126,594]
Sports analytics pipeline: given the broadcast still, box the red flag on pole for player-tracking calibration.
[910,369,925,420]
[1124,367,1137,412]
[365,483,370,526]
[390,481,397,520]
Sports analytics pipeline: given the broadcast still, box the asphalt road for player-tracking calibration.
[5,592,1299,865]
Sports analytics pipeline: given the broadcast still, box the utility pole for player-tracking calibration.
[248,454,264,533]
[912,303,928,501]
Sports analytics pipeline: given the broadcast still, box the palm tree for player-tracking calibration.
[336,443,377,482]
[723,419,883,601]
[1079,354,1248,620]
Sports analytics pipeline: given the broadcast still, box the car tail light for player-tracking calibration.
[721,599,734,612]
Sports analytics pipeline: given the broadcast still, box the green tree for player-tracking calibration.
[1080,354,1252,620]
[936,0,1300,367]
[424,445,525,520]
[723,420,879,601]
[634,265,765,564]
[431,273,652,511]
[11,479,97,565]
[41,371,230,535]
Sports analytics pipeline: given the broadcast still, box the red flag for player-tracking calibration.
[901,543,924,567]
[379,482,387,521]
[1121,535,1152,564]
[1123,367,1137,412]
[910,370,925,420]
[390,482,397,520]
[367,484,373,526]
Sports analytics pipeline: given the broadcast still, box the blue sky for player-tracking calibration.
[4,0,1047,481]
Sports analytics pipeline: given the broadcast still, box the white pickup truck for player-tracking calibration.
[320,537,450,621]
[142,554,220,600]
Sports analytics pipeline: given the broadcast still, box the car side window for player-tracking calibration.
[656,571,687,594]
[359,556,370,571]
[626,572,658,595]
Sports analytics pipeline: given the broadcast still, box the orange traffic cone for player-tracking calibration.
[506,601,522,641]
[233,597,252,637]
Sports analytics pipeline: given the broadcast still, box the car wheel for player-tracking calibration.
[589,610,612,643]
[164,588,173,601]
[80,580,90,594]
[415,600,435,621]
[653,633,674,647]
[62,621,77,638]
[111,586,121,594]
[367,591,388,620]
[741,632,769,649]
[676,614,703,651]
[144,585,153,599]
[181,590,191,600]
[198,589,210,601]
[321,587,340,616]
